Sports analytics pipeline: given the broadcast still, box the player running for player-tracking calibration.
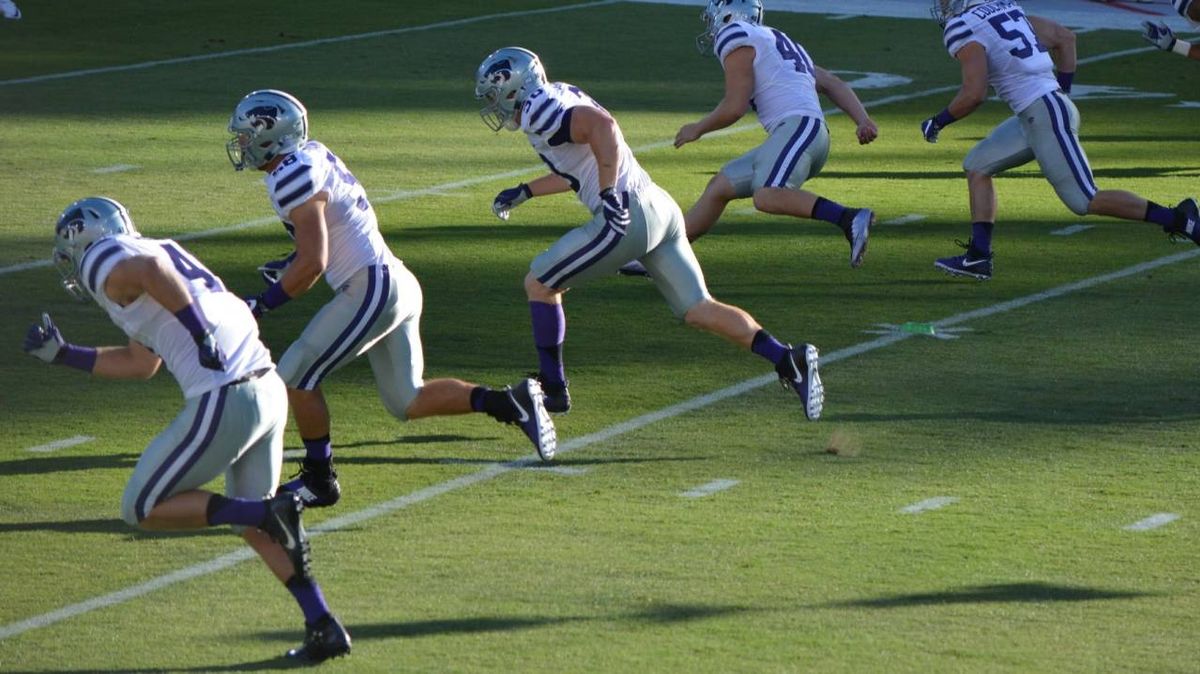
[227,90,555,508]
[923,0,1199,280]
[669,0,879,270]
[23,197,350,663]
[475,47,823,422]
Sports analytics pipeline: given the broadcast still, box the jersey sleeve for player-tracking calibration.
[714,20,754,61]
[520,85,571,139]
[77,236,136,298]
[268,149,329,218]
[943,17,978,56]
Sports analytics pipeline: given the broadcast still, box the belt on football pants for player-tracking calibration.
[225,367,273,388]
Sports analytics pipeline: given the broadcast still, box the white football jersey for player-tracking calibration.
[265,140,396,290]
[78,234,274,399]
[943,0,1058,114]
[519,82,651,214]
[713,21,825,133]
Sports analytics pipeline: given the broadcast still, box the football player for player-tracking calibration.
[476,47,824,422]
[23,197,350,663]
[671,0,878,269]
[227,90,556,507]
[923,0,1199,280]
[1143,0,1200,61]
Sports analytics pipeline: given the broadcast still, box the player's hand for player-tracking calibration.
[23,313,65,364]
[492,183,532,221]
[258,251,295,286]
[194,330,224,371]
[599,187,630,233]
[674,123,703,149]
[245,295,268,320]
[920,116,942,144]
[857,119,879,145]
[1142,21,1176,51]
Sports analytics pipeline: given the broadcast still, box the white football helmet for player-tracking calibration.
[226,89,309,171]
[931,0,989,27]
[474,47,547,132]
[53,196,138,301]
[696,0,764,55]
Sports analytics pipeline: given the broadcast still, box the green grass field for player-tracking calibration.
[2,1,1199,671]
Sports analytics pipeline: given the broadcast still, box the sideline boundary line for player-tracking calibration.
[2,245,1197,641]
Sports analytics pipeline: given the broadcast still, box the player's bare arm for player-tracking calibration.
[921,41,987,143]
[570,105,622,190]
[813,66,878,145]
[527,173,572,196]
[279,195,330,299]
[675,46,755,149]
[91,338,162,380]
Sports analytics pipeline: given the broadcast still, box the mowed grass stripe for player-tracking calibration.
[3,245,1196,642]
[0,0,620,88]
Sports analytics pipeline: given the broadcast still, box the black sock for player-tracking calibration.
[479,388,517,423]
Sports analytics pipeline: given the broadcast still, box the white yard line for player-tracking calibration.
[90,164,139,174]
[0,1,620,88]
[1123,513,1181,531]
[1051,224,1095,236]
[882,214,927,226]
[25,435,94,454]
[4,245,1197,641]
[680,479,740,498]
[899,496,959,514]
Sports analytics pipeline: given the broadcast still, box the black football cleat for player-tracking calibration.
[286,614,351,664]
[260,492,312,582]
[775,343,824,421]
[281,458,342,508]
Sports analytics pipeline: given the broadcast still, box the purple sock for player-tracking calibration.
[303,435,332,462]
[971,222,994,253]
[529,301,566,386]
[205,494,269,527]
[287,576,332,626]
[812,197,848,227]
[1145,201,1178,230]
[751,330,789,365]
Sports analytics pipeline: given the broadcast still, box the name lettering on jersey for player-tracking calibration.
[969,0,1016,20]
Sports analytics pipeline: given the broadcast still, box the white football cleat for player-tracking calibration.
[0,0,21,20]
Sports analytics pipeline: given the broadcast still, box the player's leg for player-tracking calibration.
[936,116,1034,280]
[640,184,823,420]
[365,265,556,458]
[1028,91,1197,242]
[749,117,873,268]
[275,264,399,507]
[225,373,351,663]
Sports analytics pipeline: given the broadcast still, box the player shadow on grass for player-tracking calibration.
[813,166,1200,181]
[0,518,230,538]
[0,453,139,476]
[31,604,754,673]
[819,582,1154,609]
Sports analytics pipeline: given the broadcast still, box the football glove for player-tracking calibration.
[258,251,296,286]
[23,313,65,364]
[1142,21,1176,51]
[920,117,942,144]
[599,187,630,233]
[492,183,532,221]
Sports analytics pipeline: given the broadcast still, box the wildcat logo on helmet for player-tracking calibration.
[245,105,281,130]
[484,59,513,85]
[56,209,86,237]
